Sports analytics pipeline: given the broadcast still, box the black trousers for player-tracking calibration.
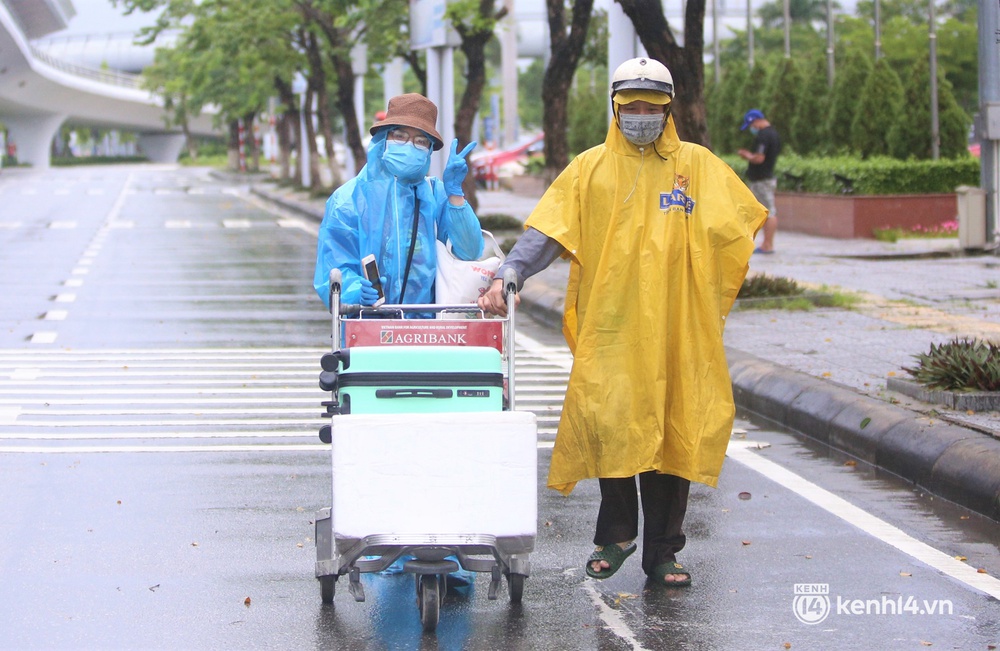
[594,472,691,576]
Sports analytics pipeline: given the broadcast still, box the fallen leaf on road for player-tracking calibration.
[738,492,751,500]
[844,460,857,467]
[960,515,970,520]
[742,540,752,546]
[244,597,251,607]
[148,584,159,592]
[920,642,932,647]
[860,417,871,429]
[887,371,896,377]
[296,543,304,548]
[784,643,792,649]
[805,555,813,560]
[900,572,912,577]
[822,372,832,377]
[967,410,975,415]
[954,555,967,561]
[978,568,989,574]
[191,542,199,547]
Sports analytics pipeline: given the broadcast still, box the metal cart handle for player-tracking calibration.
[503,268,518,411]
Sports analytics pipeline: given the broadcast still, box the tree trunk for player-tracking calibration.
[303,88,321,189]
[227,119,241,172]
[453,2,502,213]
[403,50,426,95]
[305,30,342,189]
[274,76,297,182]
[542,0,594,182]
[331,54,365,175]
[244,112,260,173]
[614,0,709,147]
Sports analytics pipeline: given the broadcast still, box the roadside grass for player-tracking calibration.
[735,273,862,311]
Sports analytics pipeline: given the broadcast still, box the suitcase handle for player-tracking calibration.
[375,388,453,399]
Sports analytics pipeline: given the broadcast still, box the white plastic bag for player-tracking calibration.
[435,230,505,304]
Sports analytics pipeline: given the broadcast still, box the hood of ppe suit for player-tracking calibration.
[524,114,767,495]
[313,131,484,308]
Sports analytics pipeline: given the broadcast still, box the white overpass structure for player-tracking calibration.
[0,0,217,168]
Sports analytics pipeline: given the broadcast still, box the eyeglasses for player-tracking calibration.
[388,129,432,151]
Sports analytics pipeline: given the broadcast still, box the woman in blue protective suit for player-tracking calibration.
[313,93,483,309]
[313,93,481,592]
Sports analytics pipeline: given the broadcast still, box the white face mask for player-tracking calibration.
[618,113,665,146]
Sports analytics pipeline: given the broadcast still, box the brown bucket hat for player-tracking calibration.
[370,93,444,151]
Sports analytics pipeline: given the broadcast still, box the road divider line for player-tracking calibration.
[0,444,327,454]
[726,439,1000,600]
[582,580,648,651]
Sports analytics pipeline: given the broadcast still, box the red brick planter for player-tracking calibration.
[774,192,958,239]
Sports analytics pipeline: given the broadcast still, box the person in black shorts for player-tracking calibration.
[738,109,781,253]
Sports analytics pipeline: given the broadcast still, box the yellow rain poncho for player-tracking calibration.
[527,111,767,495]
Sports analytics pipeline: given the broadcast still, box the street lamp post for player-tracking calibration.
[929,0,940,159]
[826,0,835,87]
[783,0,791,58]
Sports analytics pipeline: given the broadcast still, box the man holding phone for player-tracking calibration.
[314,93,483,309]
[478,58,766,588]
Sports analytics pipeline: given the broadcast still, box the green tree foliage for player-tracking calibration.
[709,63,748,154]
[851,58,905,158]
[792,57,831,155]
[890,57,970,159]
[518,59,545,130]
[740,62,770,116]
[567,73,608,156]
[935,75,973,159]
[826,50,872,153]
[764,58,803,153]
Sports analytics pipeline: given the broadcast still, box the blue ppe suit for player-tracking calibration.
[314,131,484,308]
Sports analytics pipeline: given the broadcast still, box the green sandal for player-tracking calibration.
[585,542,637,579]
[650,561,692,587]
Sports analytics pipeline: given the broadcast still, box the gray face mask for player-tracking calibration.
[618,113,665,146]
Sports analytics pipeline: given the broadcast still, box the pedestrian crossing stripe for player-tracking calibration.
[0,345,565,453]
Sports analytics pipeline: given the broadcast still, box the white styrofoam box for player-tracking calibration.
[330,411,537,539]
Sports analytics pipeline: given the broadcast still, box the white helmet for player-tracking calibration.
[610,57,675,99]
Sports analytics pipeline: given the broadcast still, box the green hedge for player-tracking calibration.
[720,153,980,195]
[51,155,149,167]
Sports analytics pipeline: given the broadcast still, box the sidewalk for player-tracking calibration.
[251,181,1000,521]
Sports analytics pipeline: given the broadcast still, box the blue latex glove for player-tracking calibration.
[358,277,383,306]
[443,139,477,197]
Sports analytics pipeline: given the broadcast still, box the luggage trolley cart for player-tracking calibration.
[314,269,537,632]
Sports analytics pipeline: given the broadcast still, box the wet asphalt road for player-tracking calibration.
[0,165,998,650]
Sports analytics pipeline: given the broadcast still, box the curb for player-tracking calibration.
[726,348,1000,521]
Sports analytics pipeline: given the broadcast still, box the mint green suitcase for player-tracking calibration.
[337,346,503,414]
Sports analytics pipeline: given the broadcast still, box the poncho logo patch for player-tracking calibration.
[660,174,695,215]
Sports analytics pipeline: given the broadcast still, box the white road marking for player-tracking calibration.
[71,268,89,275]
[53,294,76,303]
[0,408,20,424]
[277,218,319,235]
[10,369,40,380]
[43,310,68,321]
[87,188,105,195]
[582,580,648,651]
[0,444,327,454]
[222,219,252,228]
[30,333,58,344]
[49,221,77,229]
[726,439,1000,600]
[63,279,84,287]
[165,220,192,228]
[109,221,134,228]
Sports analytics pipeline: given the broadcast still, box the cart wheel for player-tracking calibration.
[418,574,441,632]
[506,572,525,604]
[319,575,337,604]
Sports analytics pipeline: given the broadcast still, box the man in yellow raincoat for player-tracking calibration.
[479,58,766,587]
